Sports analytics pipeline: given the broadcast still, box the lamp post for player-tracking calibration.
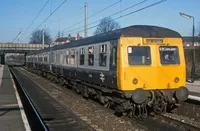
[180,12,195,82]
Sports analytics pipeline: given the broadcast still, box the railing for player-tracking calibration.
[0,43,49,51]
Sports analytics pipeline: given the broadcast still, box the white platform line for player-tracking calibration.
[0,65,4,87]
[9,68,31,131]
[188,95,200,101]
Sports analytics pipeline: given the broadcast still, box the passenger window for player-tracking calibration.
[60,52,63,64]
[56,53,60,63]
[39,56,43,62]
[54,53,56,63]
[99,44,107,67]
[49,54,51,63]
[44,57,47,62]
[66,51,70,64]
[35,57,38,62]
[80,48,85,65]
[88,46,94,66]
[71,49,75,65]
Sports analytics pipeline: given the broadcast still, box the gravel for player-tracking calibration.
[18,67,146,131]
[162,113,200,129]
[19,67,199,131]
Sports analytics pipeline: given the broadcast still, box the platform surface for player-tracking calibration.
[0,65,29,131]
[186,81,200,101]
[187,82,200,96]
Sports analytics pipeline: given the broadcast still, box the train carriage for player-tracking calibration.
[26,25,189,118]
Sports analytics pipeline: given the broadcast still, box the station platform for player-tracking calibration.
[0,65,30,131]
[186,81,200,101]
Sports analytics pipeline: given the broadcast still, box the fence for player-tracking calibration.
[184,47,200,80]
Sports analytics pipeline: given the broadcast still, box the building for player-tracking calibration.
[182,36,200,47]
[53,33,83,46]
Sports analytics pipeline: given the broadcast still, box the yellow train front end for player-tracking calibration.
[117,37,189,114]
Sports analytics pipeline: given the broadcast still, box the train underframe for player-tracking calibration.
[27,67,189,119]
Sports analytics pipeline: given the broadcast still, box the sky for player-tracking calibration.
[0,0,199,43]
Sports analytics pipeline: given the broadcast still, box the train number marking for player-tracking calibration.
[100,72,105,82]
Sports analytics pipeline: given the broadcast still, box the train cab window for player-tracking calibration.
[88,46,94,66]
[159,46,180,64]
[128,46,151,65]
[80,48,85,65]
[99,44,107,67]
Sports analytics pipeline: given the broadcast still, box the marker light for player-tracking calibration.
[133,78,138,85]
[174,77,180,83]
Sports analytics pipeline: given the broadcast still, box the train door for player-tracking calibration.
[75,49,78,67]
[49,51,54,73]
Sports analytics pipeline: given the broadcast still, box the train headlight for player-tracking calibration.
[174,77,180,83]
[133,78,138,85]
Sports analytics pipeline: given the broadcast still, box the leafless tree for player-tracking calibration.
[94,17,120,35]
[29,29,53,44]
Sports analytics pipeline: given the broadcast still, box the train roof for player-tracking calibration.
[28,25,181,55]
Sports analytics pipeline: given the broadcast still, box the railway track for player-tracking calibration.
[9,67,94,131]
[158,114,200,131]
[12,66,200,131]
[14,67,142,131]
[175,99,200,121]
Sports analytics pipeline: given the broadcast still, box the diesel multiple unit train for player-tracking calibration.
[26,25,189,118]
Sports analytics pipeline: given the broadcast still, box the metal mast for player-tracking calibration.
[42,29,45,49]
[84,3,88,38]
